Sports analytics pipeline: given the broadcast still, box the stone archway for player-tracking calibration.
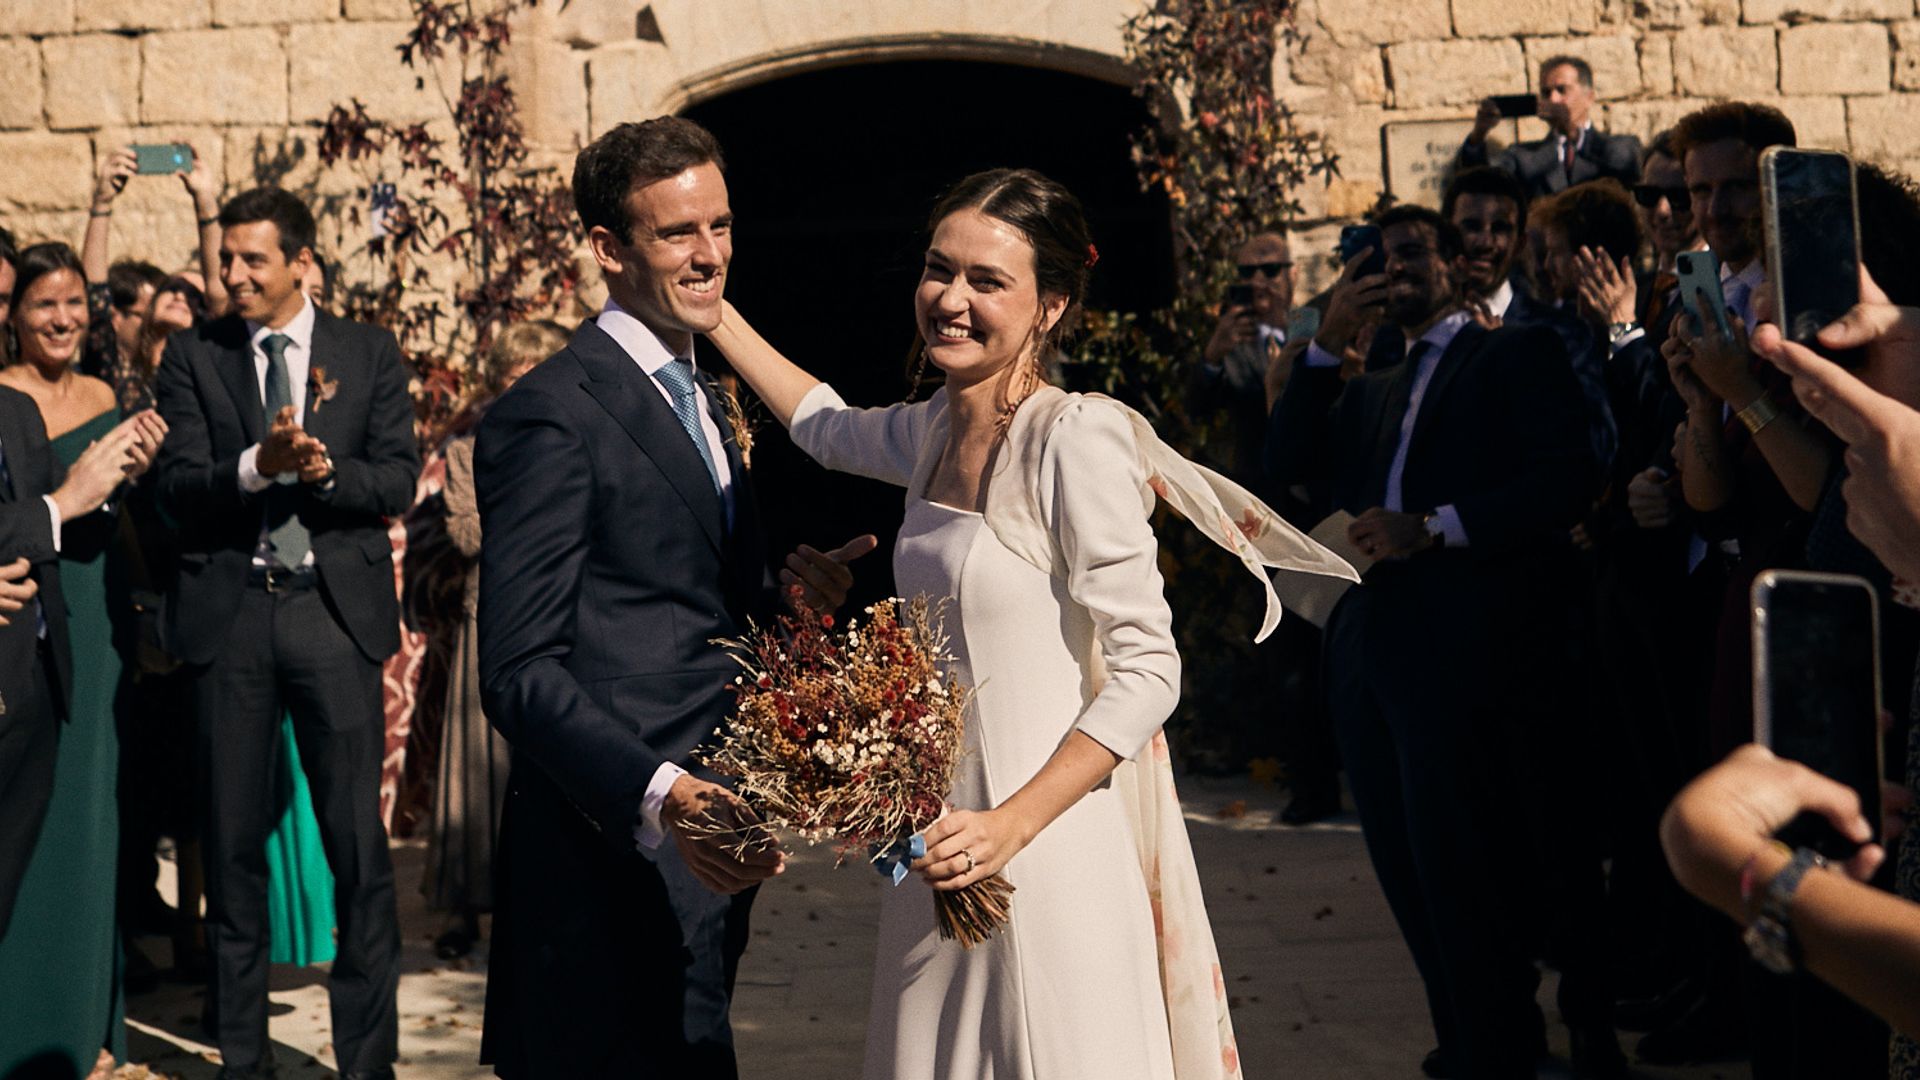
[557,0,1147,128]
[665,54,1172,604]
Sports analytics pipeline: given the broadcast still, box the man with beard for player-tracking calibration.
[1444,166,1615,479]
[1270,205,1596,1078]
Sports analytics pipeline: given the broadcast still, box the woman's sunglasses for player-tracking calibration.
[1632,184,1691,213]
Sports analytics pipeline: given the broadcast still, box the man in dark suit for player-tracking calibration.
[1458,55,1642,203]
[1445,165,1616,478]
[476,117,867,1079]
[0,390,163,938]
[154,186,416,1080]
[1270,205,1598,1078]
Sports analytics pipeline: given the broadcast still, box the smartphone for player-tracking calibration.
[132,143,192,175]
[1763,147,1864,368]
[1286,306,1321,342]
[1752,570,1883,859]
[1674,249,1733,341]
[1490,93,1537,119]
[1225,283,1255,310]
[1338,224,1386,280]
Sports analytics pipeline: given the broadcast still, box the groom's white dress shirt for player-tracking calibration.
[594,299,736,850]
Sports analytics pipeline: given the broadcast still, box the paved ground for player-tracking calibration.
[123,776,1753,1079]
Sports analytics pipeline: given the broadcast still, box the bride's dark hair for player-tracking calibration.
[906,168,1094,404]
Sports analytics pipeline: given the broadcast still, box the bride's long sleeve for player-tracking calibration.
[1039,400,1181,762]
[788,382,935,489]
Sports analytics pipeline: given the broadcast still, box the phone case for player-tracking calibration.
[1761,146,1860,350]
[133,144,191,175]
[1750,570,1884,805]
[1674,250,1733,340]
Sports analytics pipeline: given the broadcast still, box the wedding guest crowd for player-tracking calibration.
[4,48,1920,1080]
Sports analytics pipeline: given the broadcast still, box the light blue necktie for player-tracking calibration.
[651,359,722,496]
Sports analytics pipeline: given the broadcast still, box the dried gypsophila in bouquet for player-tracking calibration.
[699,595,1014,948]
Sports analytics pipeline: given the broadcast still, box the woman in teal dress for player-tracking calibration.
[0,242,127,1079]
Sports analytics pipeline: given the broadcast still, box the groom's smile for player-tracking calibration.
[598,160,734,353]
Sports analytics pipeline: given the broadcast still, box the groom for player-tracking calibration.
[476,117,869,1077]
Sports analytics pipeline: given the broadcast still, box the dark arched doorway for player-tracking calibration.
[685,59,1172,603]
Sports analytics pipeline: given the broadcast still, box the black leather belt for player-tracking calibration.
[247,565,318,592]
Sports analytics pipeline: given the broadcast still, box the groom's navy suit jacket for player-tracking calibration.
[476,318,772,1076]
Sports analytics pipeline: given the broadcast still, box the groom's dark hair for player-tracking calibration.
[573,117,727,243]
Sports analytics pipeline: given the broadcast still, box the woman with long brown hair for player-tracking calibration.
[709,168,1351,1079]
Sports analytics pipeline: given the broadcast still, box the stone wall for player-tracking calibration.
[2,0,1915,293]
[1280,0,1920,289]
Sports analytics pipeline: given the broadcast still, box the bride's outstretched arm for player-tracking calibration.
[707,300,821,429]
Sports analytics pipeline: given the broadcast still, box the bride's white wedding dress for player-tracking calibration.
[787,379,1359,1080]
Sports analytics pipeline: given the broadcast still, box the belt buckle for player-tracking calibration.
[264,567,288,593]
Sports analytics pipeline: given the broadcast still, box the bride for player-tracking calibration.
[708,168,1352,1080]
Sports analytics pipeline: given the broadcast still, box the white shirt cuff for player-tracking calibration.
[41,496,61,553]
[1304,341,1344,369]
[635,761,688,850]
[1430,504,1468,548]
[237,444,276,494]
[1608,327,1646,354]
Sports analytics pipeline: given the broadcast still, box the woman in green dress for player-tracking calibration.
[0,242,127,1079]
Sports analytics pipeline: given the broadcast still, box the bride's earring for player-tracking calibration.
[906,340,928,403]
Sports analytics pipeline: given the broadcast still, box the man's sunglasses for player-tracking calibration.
[1236,261,1294,279]
[1632,184,1691,212]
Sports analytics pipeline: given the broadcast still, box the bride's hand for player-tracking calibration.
[912,808,1032,892]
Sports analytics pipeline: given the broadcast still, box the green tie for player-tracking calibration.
[261,333,310,567]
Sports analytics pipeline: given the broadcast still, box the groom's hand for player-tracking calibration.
[781,533,879,614]
[662,775,785,895]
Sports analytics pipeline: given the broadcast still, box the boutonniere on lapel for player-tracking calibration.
[308,365,340,415]
[715,375,755,469]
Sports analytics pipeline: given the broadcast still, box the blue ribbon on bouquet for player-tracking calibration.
[871,833,926,886]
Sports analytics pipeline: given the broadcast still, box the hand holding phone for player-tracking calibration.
[1490,93,1537,119]
[1752,570,1884,860]
[1338,224,1386,281]
[1674,250,1733,341]
[1763,147,1864,368]
[132,143,193,175]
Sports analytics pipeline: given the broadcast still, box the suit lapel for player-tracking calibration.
[303,311,344,448]
[1409,321,1488,450]
[211,317,265,445]
[573,322,726,555]
[0,400,20,503]
[703,372,768,601]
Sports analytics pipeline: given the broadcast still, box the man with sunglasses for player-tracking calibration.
[1197,231,1296,461]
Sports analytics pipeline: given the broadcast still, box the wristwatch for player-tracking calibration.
[1607,321,1641,346]
[1743,846,1828,974]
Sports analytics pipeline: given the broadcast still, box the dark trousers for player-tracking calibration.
[1268,616,1339,802]
[484,766,756,1079]
[0,647,56,940]
[194,582,399,1072]
[1327,579,1542,1078]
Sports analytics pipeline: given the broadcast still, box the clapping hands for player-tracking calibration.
[50,409,167,523]
[257,406,331,483]
[1573,246,1637,329]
